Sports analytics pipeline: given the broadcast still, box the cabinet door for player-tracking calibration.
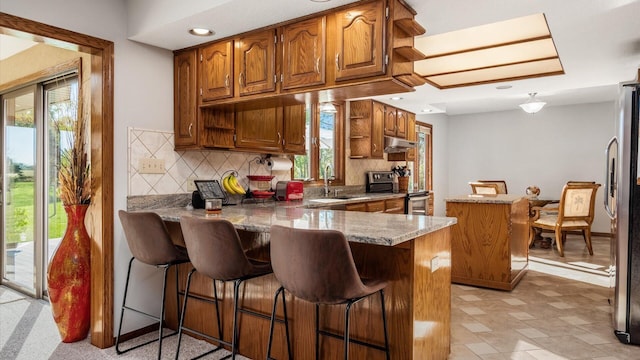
[366,200,386,213]
[200,41,233,101]
[282,17,326,90]
[405,112,416,161]
[283,104,307,154]
[174,50,198,148]
[237,29,277,96]
[395,109,407,138]
[385,198,405,214]
[371,101,385,158]
[384,106,396,136]
[335,0,386,81]
[235,107,283,152]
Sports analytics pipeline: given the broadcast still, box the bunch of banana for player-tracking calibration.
[222,173,246,195]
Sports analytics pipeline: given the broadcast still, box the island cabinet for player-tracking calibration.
[446,195,529,291]
[235,104,306,154]
[174,49,198,148]
[281,16,326,90]
[236,29,277,96]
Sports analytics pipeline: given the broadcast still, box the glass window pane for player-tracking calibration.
[293,105,312,180]
[319,110,335,180]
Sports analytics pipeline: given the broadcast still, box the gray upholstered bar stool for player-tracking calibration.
[267,225,391,360]
[176,216,285,360]
[116,210,190,360]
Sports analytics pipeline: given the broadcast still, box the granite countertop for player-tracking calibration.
[301,192,408,208]
[151,202,455,247]
[445,194,527,204]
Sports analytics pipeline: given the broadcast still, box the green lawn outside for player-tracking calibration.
[6,181,67,244]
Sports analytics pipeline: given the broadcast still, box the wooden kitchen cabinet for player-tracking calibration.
[282,16,326,90]
[384,106,407,138]
[334,0,386,81]
[384,197,405,214]
[236,29,277,96]
[201,108,234,149]
[235,107,282,152]
[174,49,198,148]
[388,110,415,161]
[348,100,383,159]
[199,40,234,102]
[282,104,307,154]
[235,104,306,154]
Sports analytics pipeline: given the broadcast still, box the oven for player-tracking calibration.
[366,171,430,215]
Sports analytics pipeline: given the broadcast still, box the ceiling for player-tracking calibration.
[3,0,639,115]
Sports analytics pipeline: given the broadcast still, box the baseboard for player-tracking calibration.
[114,322,163,343]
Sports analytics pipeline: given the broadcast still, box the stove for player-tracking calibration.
[365,171,430,215]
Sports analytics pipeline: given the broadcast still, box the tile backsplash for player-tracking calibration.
[128,127,403,196]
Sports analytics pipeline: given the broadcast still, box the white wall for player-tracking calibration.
[445,102,616,233]
[1,0,175,334]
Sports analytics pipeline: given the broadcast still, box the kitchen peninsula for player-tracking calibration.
[140,199,456,359]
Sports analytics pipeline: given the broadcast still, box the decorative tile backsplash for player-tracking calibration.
[127,127,402,195]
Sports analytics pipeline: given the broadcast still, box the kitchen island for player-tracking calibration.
[146,202,456,360]
[445,194,529,291]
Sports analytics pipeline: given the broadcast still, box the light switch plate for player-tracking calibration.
[186,177,198,191]
[138,158,165,174]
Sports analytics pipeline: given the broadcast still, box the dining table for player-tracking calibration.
[527,196,560,248]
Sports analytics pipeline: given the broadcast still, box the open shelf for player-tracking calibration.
[394,18,426,37]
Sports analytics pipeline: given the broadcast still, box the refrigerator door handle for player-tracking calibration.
[605,136,617,219]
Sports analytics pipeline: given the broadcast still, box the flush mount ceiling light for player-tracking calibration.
[414,13,564,89]
[319,102,337,113]
[519,92,546,114]
[189,28,214,36]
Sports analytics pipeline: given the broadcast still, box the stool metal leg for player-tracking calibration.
[266,286,292,360]
[315,304,320,360]
[231,279,242,360]
[344,301,354,360]
[115,257,135,354]
[156,264,170,360]
[175,268,196,360]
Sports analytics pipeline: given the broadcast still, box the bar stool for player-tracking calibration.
[267,225,391,360]
[176,216,288,360]
[116,210,190,360]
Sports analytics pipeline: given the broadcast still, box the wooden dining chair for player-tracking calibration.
[476,180,508,194]
[469,182,500,194]
[529,182,601,257]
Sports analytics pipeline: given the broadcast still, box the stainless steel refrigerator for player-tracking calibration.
[606,80,640,345]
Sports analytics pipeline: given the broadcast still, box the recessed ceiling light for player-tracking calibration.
[390,96,403,100]
[189,28,214,36]
[422,108,433,113]
[496,85,512,90]
[310,0,331,2]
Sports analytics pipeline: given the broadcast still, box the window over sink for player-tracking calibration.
[293,102,344,186]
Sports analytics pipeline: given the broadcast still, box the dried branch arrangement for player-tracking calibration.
[58,97,91,205]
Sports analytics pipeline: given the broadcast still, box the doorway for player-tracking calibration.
[1,74,77,298]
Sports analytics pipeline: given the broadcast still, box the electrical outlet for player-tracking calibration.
[138,158,165,174]
[430,256,440,273]
[187,177,198,191]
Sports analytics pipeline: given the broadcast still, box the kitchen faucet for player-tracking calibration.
[324,164,334,197]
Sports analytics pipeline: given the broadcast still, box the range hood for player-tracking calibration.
[384,136,417,153]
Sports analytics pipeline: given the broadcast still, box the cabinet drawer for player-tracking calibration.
[366,200,385,213]
[345,203,367,212]
[385,198,405,214]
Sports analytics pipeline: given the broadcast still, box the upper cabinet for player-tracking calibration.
[174,49,198,148]
[282,16,326,90]
[174,0,426,152]
[200,41,234,102]
[236,29,277,96]
[384,106,407,138]
[334,0,386,81]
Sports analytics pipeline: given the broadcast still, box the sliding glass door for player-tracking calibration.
[1,75,77,298]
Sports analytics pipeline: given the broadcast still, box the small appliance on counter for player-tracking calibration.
[275,181,304,201]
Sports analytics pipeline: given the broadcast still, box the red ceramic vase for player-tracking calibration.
[47,204,91,343]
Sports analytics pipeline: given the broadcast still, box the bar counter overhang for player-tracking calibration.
[146,204,456,359]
